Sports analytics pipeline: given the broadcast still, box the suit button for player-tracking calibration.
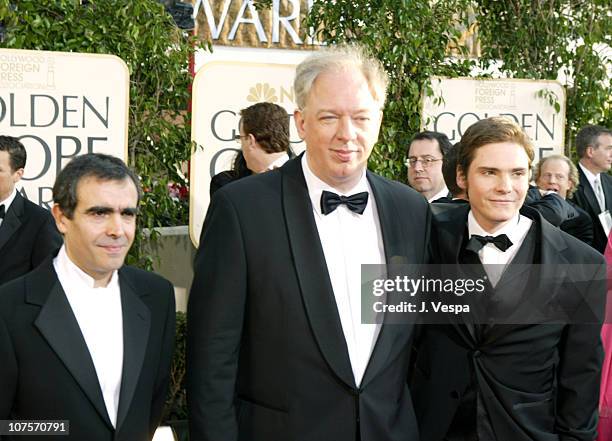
[473,350,481,358]
[450,391,460,400]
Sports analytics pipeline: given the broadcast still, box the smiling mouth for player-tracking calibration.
[100,245,125,254]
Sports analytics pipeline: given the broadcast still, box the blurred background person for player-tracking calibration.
[406,131,451,202]
[210,102,291,197]
[0,135,62,286]
[572,125,612,253]
[534,154,593,245]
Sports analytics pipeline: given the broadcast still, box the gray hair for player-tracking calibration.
[533,154,579,198]
[294,44,389,110]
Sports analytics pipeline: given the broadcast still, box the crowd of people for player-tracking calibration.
[0,43,611,441]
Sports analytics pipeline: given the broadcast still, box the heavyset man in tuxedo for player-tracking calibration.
[0,153,176,441]
[187,45,431,441]
[0,136,62,286]
[571,125,612,253]
[412,117,606,441]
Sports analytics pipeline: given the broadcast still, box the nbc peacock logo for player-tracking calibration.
[246,83,278,103]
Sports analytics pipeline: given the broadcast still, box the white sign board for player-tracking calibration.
[190,49,309,246]
[0,49,129,209]
[421,77,566,160]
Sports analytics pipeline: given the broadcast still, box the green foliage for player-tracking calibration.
[163,311,187,422]
[301,0,474,181]
[0,0,195,269]
[470,1,611,156]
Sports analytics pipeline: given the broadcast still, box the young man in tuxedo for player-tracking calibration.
[0,153,175,441]
[188,45,431,441]
[571,125,612,253]
[412,117,605,441]
[0,136,62,285]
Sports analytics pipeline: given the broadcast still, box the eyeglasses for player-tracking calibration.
[405,156,443,168]
[234,134,249,142]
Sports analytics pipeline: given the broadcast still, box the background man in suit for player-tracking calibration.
[0,136,62,285]
[406,130,452,202]
[534,154,593,245]
[188,45,431,441]
[0,153,175,441]
[572,125,612,252]
[412,117,605,441]
[210,102,291,196]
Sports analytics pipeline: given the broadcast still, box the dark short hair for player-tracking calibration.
[575,125,612,158]
[458,117,534,174]
[240,102,289,154]
[442,142,462,196]
[407,131,452,158]
[53,153,142,219]
[0,136,27,171]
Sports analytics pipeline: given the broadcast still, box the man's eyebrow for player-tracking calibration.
[84,206,138,215]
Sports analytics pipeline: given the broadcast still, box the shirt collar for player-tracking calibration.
[0,188,17,212]
[467,210,529,245]
[266,153,289,171]
[428,186,449,203]
[55,245,119,290]
[579,162,599,187]
[301,153,369,215]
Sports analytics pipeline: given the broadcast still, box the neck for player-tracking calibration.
[579,158,602,176]
[472,212,516,234]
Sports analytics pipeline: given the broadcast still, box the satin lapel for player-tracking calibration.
[578,167,601,215]
[33,266,112,428]
[484,211,568,343]
[0,192,24,252]
[360,173,414,388]
[115,270,151,430]
[281,158,356,389]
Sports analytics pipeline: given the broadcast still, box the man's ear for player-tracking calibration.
[51,204,68,234]
[457,166,467,191]
[246,134,258,151]
[12,167,24,183]
[586,145,595,159]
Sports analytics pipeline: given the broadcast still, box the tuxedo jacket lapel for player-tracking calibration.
[360,172,419,388]
[0,192,24,252]
[578,167,601,214]
[31,263,113,429]
[115,270,151,430]
[281,158,356,389]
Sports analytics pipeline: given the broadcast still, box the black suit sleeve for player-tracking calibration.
[526,191,577,227]
[30,213,62,268]
[149,280,176,438]
[555,262,605,441]
[187,191,246,441]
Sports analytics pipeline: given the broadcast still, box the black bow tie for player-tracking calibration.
[320,190,369,215]
[466,234,513,253]
[0,204,5,219]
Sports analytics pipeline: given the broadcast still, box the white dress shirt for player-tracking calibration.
[579,162,606,212]
[0,188,17,227]
[467,211,532,285]
[302,153,384,386]
[53,245,124,427]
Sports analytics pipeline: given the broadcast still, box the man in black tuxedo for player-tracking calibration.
[187,45,430,441]
[412,117,605,441]
[0,136,62,285]
[571,125,612,253]
[0,154,175,441]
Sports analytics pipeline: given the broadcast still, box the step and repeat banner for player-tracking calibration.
[421,77,566,161]
[189,47,310,246]
[0,48,129,209]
